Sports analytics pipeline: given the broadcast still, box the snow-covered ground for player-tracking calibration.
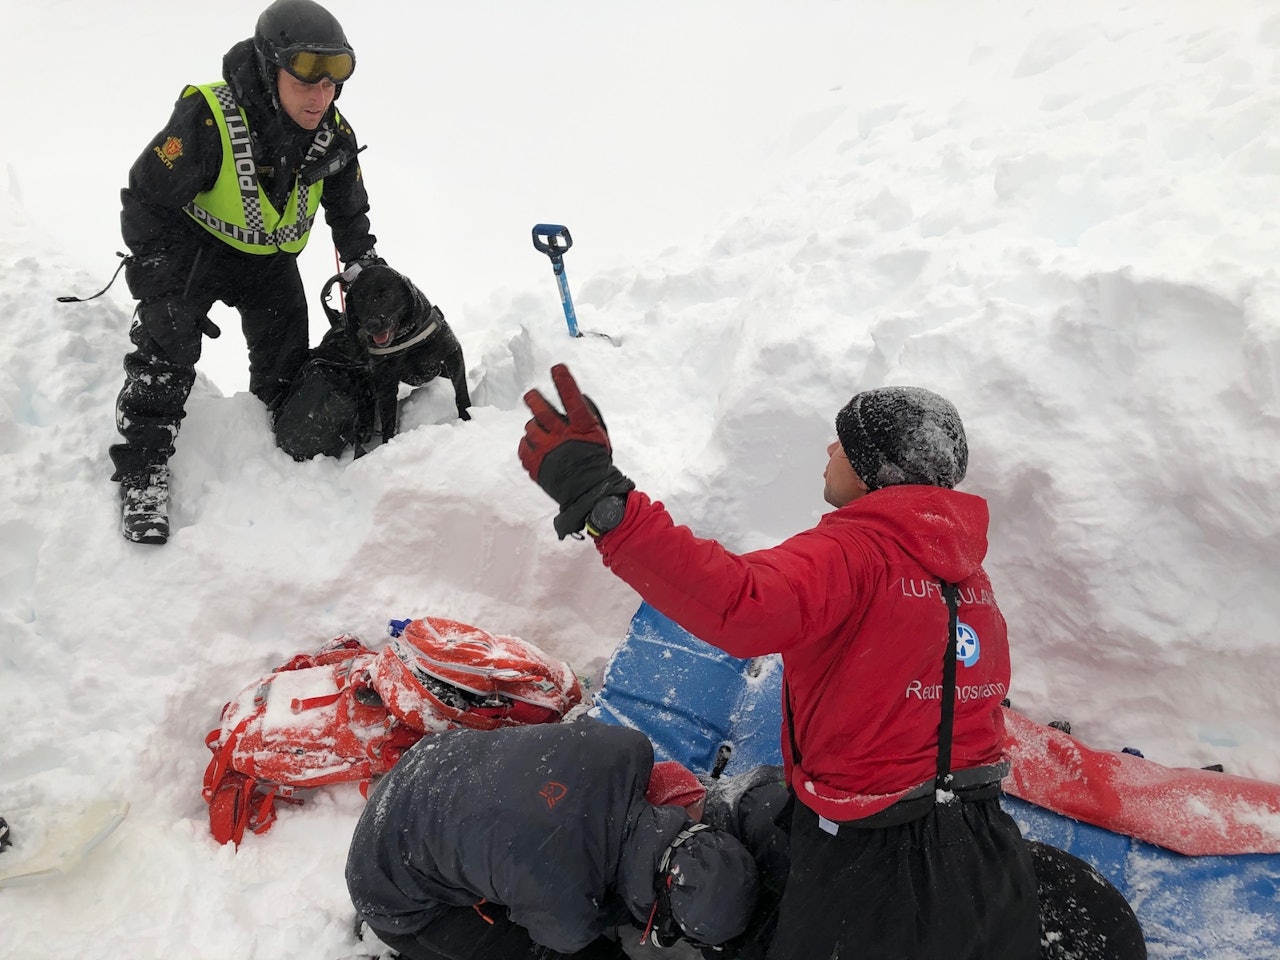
[3,2,1278,957]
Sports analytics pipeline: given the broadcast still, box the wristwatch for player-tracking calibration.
[586,494,628,538]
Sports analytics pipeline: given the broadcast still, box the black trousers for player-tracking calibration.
[109,249,310,479]
[374,906,627,960]
[765,797,1040,960]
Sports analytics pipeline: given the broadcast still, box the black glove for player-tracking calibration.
[341,250,387,282]
[520,364,634,539]
[138,298,220,366]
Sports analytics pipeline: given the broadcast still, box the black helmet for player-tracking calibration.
[254,0,356,85]
[652,825,759,948]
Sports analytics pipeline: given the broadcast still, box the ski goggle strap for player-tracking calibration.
[276,45,356,84]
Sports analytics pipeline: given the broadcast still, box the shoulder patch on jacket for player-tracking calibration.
[153,136,184,169]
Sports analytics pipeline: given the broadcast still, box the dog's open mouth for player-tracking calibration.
[369,327,395,347]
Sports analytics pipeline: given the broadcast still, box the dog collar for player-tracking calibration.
[366,319,439,356]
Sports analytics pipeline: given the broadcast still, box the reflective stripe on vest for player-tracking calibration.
[182,83,329,255]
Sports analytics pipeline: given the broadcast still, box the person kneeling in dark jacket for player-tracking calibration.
[274,262,471,461]
[345,719,759,960]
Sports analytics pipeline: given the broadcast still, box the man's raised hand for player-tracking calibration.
[520,364,633,539]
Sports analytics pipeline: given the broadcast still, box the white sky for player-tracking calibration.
[3,2,1279,958]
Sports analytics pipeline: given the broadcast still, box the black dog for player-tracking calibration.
[273,264,471,461]
[343,263,471,442]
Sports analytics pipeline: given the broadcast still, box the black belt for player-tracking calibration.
[832,759,1011,831]
[898,758,1011,803]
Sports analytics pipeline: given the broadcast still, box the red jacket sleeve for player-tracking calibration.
[596,491,876,659]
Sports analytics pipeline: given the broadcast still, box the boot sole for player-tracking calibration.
[121,520,169,545]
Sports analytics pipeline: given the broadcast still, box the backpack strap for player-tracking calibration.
[202,717,251,807]
[203,718,258,846]
[246,785,281,837]
[203,718,299,845]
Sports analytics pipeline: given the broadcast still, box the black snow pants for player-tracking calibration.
[373,906,627,960]
[109,247,310,479]
[765,796,1040,960]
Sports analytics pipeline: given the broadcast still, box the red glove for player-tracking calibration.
[520,364,633,539]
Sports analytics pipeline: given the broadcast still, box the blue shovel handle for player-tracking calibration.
[531,223,581,337]
[532,223,573,258]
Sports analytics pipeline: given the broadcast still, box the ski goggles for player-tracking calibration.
[275,44,356,84]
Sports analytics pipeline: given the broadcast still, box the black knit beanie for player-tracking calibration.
[835,386,968,491]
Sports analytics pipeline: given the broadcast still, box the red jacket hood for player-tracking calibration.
[819,485,990,584]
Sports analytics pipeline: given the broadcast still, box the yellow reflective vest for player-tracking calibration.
[181,82,332,254]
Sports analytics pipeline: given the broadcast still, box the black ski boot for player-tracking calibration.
[119,464,170,545]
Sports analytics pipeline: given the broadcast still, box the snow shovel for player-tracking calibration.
[531,224,617,345]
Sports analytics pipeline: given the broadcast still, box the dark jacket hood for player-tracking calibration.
[824,484,990,583]
[224,39,276,123]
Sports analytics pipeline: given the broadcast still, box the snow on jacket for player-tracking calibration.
[597,485,1010,822]
[345,719,690,954]
[120,38,375,302]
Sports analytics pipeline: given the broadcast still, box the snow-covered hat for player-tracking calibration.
[835,386,968,491]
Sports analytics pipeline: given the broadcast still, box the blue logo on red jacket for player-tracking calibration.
[956,623,980,667]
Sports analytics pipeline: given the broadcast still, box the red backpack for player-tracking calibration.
[202,617,583,846]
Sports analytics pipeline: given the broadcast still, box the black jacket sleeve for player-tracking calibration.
[120,91,222,302]
[319,115,377,264]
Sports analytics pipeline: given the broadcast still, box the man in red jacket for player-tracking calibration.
[519,364,1039,960]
